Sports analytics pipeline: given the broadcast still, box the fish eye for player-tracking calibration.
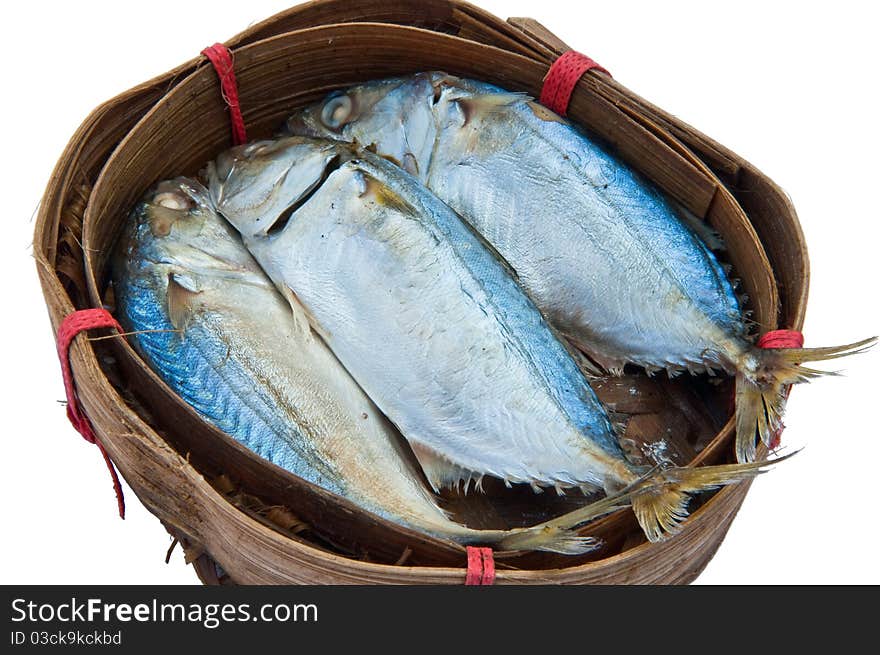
[243,141,273,157]
[153,191,192,211]
[320,93,354,130]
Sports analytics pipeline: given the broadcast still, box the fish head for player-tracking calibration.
[118,178,265,292]
[207,137,349,242]
[283,73,451,179]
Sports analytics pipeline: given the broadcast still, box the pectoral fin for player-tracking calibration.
[455,92,528,126]
[281,284,329,342]
[167,274,202,330]
[526,100,568,124]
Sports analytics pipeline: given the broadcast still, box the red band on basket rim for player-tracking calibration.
[756,329,804,448]
[756,329,804,350]
[479,547,495,584]
[540,50,610,117]
[57,309,126,519]
[465,546,495,585]
[202,43,248,146]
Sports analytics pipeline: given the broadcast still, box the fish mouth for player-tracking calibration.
[210,137,354,240]
[208,140,287,206]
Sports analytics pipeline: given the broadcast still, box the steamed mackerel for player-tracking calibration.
[209,138,779,541]
[284,72,875,462]
[112,177,612,554]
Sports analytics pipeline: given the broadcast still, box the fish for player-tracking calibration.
[283,72,876,463]
[207,137,783,542]
[112,177,629,554]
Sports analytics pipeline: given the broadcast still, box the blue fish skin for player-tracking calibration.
[112,179,447,527]
[114,204,345,495]
[283,74,879,465]
[447,76,742,335]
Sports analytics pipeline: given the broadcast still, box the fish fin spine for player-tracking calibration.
[410,441,483,493]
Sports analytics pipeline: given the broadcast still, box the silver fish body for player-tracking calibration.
[113,177,600,551]
[209,138,774,541]
[283,73,874,462]
[209,139,633,492]
[285,72,745,375]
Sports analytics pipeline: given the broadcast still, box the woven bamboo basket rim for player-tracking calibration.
[34,0,809,584]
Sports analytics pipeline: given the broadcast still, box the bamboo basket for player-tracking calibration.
[33,0,808,585]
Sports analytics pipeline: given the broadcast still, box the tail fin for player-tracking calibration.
[628,453,795,542]
[488,486,635,555]
[736,337,876,462]
[497,529,601,555]
[488,455,790,551]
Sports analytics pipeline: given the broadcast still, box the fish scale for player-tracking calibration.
[433,99,745,368]
[287,73,745,373]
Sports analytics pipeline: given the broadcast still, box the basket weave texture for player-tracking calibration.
[34,0,808,584]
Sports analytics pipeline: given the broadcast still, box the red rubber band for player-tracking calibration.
[57,309,126,519]
[756,329,805,448]
[465,546,495,585]
[202,43,248,146]
[540,50,611,117]
[479,547,495,585]
[465,546,482,585]
[756,329,804,350]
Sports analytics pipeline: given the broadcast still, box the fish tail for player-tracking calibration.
[492,491,631,555]
[488,454,789,551]
[735,336,876,462]
[628,453,795,542]
[496,528,601,555]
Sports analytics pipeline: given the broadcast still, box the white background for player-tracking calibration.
[2,0,877,585]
